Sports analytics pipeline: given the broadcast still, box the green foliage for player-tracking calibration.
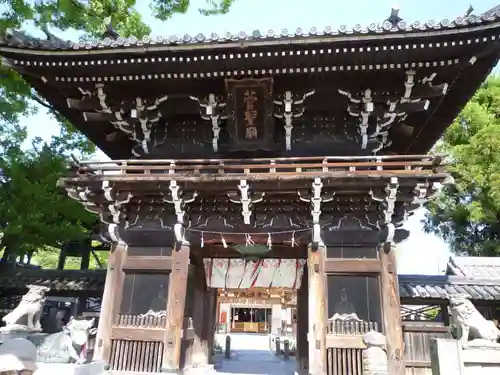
[0,246,109,269]
[0,137,98,255]
[31,247,109,269]
[425,76,500,256]
[0,0,237,256]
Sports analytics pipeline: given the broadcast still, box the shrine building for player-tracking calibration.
[1,5,500,375]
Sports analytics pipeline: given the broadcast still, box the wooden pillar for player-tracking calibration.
[204,289,217,364]
[379,242,405,375]
[94,241,127,363]
[57,247,67,270]
[162,243,190,372]
[296,264,309,375]
[80,247,90,270]
[190,264,209,367]
[308,245,327,375]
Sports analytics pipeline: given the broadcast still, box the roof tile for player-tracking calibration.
[2,8,500,51]
[0,269,105,293]
[447,256,500,277]
[399,274,500,301]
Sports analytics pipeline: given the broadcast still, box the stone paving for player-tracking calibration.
[214,333,296,375]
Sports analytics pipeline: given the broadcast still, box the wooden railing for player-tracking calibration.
[70,155,447,180]
[327,320,379,335]
[114,312,166,328]
[109,339,164,373]
[109,313,195,373]
[326,320,380,375]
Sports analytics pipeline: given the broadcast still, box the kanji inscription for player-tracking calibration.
[225,78,275,151]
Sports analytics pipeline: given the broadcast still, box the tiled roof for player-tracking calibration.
[398,275,500,301]
[0,269,106,293]
[447,256,500,278]
[2,6,500,51]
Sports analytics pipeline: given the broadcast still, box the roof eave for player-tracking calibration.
[2,19,500,56]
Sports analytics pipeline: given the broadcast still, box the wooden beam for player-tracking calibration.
[402,322,449,333]
[324,258,385,273]
[94,242,127,364]
[123,256,173,271]
[308,245,327,375]
[162,244,190,372]
[379,243,405,375]
[325,335,367,349]
[111,327,165,342]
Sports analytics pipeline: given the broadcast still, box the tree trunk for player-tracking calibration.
[0,243,16,268]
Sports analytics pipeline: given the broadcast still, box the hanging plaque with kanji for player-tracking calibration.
[225,78,275,151]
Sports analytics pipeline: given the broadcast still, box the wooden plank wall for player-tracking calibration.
[403,321,452,375]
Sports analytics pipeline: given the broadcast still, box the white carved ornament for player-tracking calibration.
[190,94,228,152]
[274,90,315,151]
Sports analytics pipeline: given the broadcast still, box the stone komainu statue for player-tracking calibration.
[37,317,97,364]
[449,295,500,346]
[1,285,50,331]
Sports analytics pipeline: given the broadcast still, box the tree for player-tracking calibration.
[424,76,500,256]
[0,135,98,259]
[0,0,238,140]
[0,1,238,258]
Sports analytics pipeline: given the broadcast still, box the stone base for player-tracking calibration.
[183,364,216,375]
[34,361,105,375]
[0,331,48,346]
[465,339,500,348]
[0,324,42,333]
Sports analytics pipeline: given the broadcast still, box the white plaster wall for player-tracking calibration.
[464,364,499,375]
[462,348,500,375]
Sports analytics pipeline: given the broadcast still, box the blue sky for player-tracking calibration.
[21,0,498,273]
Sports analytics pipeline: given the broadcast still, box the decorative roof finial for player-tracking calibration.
[41,24,64,43]
[386,6,402,28]
[464,5,474,17]
[101,17,119,40]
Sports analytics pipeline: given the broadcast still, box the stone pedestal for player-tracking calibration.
[34,361,105,375]
[431,338,500,375]
[0,332,48,347]
[362,331,388,375]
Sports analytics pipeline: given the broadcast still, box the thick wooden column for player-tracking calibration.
[379,242,405,375]
[296,264,309,375]
[162,244,190,372]
[308,245,327,375]
[190,264,210,367]
[94,241,127,363]
[204,289,217,364]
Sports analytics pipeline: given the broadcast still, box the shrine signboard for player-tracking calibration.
[225,78,275,151]
[218,297,280,307]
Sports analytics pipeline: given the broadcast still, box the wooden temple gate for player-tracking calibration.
[57,156,448,374]
[3,6,500,373]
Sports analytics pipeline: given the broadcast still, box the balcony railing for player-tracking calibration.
[68,155,447,181]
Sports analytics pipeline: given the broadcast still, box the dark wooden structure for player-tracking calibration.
[2,5,500,375]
